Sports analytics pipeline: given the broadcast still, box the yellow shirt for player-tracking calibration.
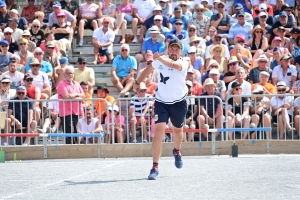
[74,68,95,83]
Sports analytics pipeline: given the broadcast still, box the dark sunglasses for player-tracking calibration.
[57,16,65,18]
[25,78,33,82]
[47,47,54,49]
[260,16,267,18]
[34,16,40,18]
[180,5,187,7]
[138,90,146,92]
[78,62,86,65]
[259,61,267,63]
[33,26,40,28]
[35,53,42,55]
[255,8,269,14]
[210,65,218,68]
[235,87,242,91]
[1,82,9,85]
[193,41,200,44]
[154,19,161,21]
[17,92,25,95]
[1,45,8,47]
[4,33,11,35]
[255,31,262,33]
[20,43,27,46]
[277,89,286,92]
[175,23,182,25]
[218,6,224,8]
[121,49,128,52]
[189,29,195,32]
[197,10,204,12]
[31,65,40,68]
[188,52,195,55]
[229,62,238,66]
[237,40,244,43]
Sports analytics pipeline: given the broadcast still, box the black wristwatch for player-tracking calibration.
[134,80,140,85]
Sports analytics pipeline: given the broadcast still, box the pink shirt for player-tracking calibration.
[57,79,84,117]
[80,3,99,18]
[105,115,125,126]
[117,4,133,14]
[40,41,59,54]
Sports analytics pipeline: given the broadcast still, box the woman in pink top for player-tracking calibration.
[104,105,126,143]
[21,0,39,23]
[115,0,133,44]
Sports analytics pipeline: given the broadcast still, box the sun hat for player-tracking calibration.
[210,44,225,57]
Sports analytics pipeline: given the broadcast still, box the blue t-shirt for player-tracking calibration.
[270,59,279,70]
[0,52,12,72]
[169,15,190,30]
[292,46,300,65]
[142,38,164,53]
[192,57,204,71]
[25,60,53,74]
[6,17,28,30]
[171,29,188,40]
[143,15,169,29]
[112,55,137,78]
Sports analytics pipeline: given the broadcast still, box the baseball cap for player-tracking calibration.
[188,24,197,30]
[168,39,183,49]
[78,57,87,63]
[188,46,196,53]
[16,86,27,91]
[59,57,68,65]
[8,18,18,24]
[22,30,31,36]
[234,3,243,10]
[256,54,268,62]
[259,3,267,10]
[94,85,109,94]
[280,54,292,60]
[166,33,176,40]
[279,11,287,17]
[231,82,241,88]
[236,10,245,16]
[259,12,267,17]
[10,9,18,15]
[290,26,300,34]
[185,80,193,87]
[235,34,246,42]
[23,73,33,80]
[276,81,287,88]
[152,5,162,11]
[1,75,11,83]
[273,36,282,41]
[53,1,61,7]
[3,27,13,33]
[154,15,163,21]
[209,68,219,75]
[0,1,6,7]
[174,6,182,12]
[102,18,110,23]
[0,40,9,45]
[34,47,43,53]
[46,41,55,47]
[204,78,215,86]
[175,19,183,24]
[56,11,66,17]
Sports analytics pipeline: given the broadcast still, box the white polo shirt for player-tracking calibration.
[152,56,188,104]
[0,71,24,89]
[272,65,297,89]
[48,94,59,113]
[133,0,156,19]
[28,71,50,91]
[271,95,293,115]
[92,27,115,51]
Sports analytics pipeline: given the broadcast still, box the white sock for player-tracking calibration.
[52,127,57,132]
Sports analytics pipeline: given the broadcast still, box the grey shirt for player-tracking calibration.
[102,4,116,15]
[48,9,75,27]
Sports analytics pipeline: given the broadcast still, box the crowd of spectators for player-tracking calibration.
[1,0,300,145]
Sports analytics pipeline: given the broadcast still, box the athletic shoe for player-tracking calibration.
[132,140,137,143]
[79,40,84,46]
[22,144,28,146]
[142,140,148,143]
[148,167,159,180]
[172,149,183,169]
[132,37,138,43]
[3,142,8,146]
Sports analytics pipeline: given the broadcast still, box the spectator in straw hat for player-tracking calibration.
[247,25,268,56]
[205,34,230,63]
[251,71,276,95]
[190,4,210,38]
[207,44,227,73]
[178,1,192,20]
[182,25,205,54]
[249,54,272,84]
[189,36,206,56]
[21,30,36,52]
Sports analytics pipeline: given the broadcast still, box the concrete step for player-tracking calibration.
[79,29,139,37]
[73,44,140,53]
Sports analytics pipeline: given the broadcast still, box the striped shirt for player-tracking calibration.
[228,21,253,41]
[130,94,153,117]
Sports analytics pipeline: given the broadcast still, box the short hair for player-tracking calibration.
[19,38,28,44]
[80,81,88,86]
[236,67,245,74]
[63,65,74,73]
[9,60,16,65]
[44,32,53,39]
[120,43,130,51]
[34,11,44,18]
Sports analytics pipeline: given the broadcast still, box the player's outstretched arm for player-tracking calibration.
[134,64,154,91]
[154,53,183,71]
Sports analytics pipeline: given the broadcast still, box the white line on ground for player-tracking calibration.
[2,161,124,199]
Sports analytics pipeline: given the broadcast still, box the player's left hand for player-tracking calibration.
[153,52,161,60]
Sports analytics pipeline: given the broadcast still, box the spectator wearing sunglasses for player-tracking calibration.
[273,4,296,25]
[247,25,268,57]
[48,2,76,30]
[8,9,29,30]
[251,71,276,94]
[15,38,33,66]
[230,3,253,25]
[210,1,231,35]
[182,25,205,54]
[249,55,272,84]
[51,11,71,52]
[223,56,240,88]
[21,30,36,52]
[178,1,192,20]
[202,59,224,85]
[30,19,44,47]
[269,11,294,42]
[144,15,170,39]
[169,6,190,31]
[170,19,188,40]
[190,4,210,39]
[21,0,38,24]
[33,11,47,30]
[253,8,273,26]
[252,2,273,18]
[3,27,17,53]
[0,75,16,111]
[74,57,95,95]
[43,41,60,70]
[0,39,13,72]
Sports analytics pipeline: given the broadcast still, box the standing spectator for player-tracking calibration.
[40,0,54,23]
[51,11,71,51]
[190,4,210,38]
[0,40,13,72]
[97,0,116,29]
[57,65,85,144]
[94,85,115,122]
[43,41,60,70]
[92,17,115,64]
[0,75,16,111]
[230,3,253,25]
[7,17,23,42]
[3,27,18,54]
[4,85,37,146]
[111,43,137,97]
[115,0,133,44]
[21,30,36,52]
[185,68,202,96]
[272,54,297,92]
[0,61,24,89]
[228,11,253,45]
[74,57,95,95]
[30,19,44,47]
[78,0,99,46]
[9,9,28,30]
[60,0,79,17]
[169,6,190,31]
[48,1,76,29]
[21,0,38,24]
[251,71,276,94]
[15,38,33,66]
[131,0,156,43]
[0,1,9,24]
[249,55,272,84]
[210,1,231,35]
[227,67,252,95]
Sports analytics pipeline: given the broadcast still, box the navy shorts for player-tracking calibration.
[154,99,187,128]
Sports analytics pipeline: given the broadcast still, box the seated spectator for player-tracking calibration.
[207,68,226,100]
[136,26,164,66]
[273,4,295,25]
[197,78,223,139]
[34,11,47,30]
[294,95,300,139]
[272,54,296,92]
[190,4,210,38]
[253,2,273,18]
[27,58,51,98]
[48,2,76,29]
[227,67,251,96]
[230,3,253,25]
[273,0,285,16]
[11,54,25,73]
[182,25,205,53]
[25,48,53,81]
[188,36,206,56]
[104,105,125,143]
[21,0,38,24]
[0,1,9,25]
[60,0,79,17]
[132,0,156,43]
[7,18,23,42]
[159,0,172,18]
[137,50,153,74]
[210,1,231,35]
[179,1,192,20]
[54,56,68,87]
[170,19,188,40]
[205,34,230,64]
[38,93,60,133]
[289,26,300,49]
[227,82,250,140]
[188,46,204,75]
[248,85,271,139]
[207,44,227,73]
[57,65,85,144]
[94,85,115,123]
[74,57,95,95]
[39,32,59,53]
[112,44,136,97]
[23,73,41,123]
[30,19,45,47]
[43,41,60,70]
[40,0,54,23]
[251,71,276,94]
[5,0,18,10]
[3,27,18,53]
[205,27,220,47]
[269,11,294,42]
[275,26,291,51]
[230,43,251,71]
[271,81,293,139]
[228,11,253,45]
[170,6,189,31]
[15,38,34,66]
[4,85,37,146]
[78,0,98,46]
[270,47,283,70]
[254,10,273,27]
[144,15,170,39]
[202,59,223,84]
[51,11,71,51]
[92,18,115,64]
[8,9,28,31]
[129,82,153,143]
[186,68,202,96]
[21,30,36,52]
[77,107,103,144]
[0,40,13,72]
[247,25,268,56]
[80,81,92,107]
[115,0,133,43]
[268,37,290,56]
[0,61,23,89]
[249,55,272,84]
[97,0,116,29]
[0,75,16,111]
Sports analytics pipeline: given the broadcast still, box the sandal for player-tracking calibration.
[119,39,125,44]
[90,60,98,65]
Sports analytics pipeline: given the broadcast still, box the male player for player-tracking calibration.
[134,39,188,180]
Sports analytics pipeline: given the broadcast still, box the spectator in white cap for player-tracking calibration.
[202,59,223,84]
[8,9,29,30]
[39,32,59,53]
[30,19,44,47]
[144,15,170,38]
[3,27,18,53]
[0,75,16,111]
[253,9,273,27]
[209,68,226,100]
[131,0,156,43]
[159,0,172,18]
[188,46,204,75]
[251,71,276,95]
[249,54,272,84]
[253,2,273,18]
[21,30,36,52]
[48,1,76,29]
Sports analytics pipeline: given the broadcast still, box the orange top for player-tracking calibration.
[84,92,92,107]
[94,95,115,115]
[251,83,276,94]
